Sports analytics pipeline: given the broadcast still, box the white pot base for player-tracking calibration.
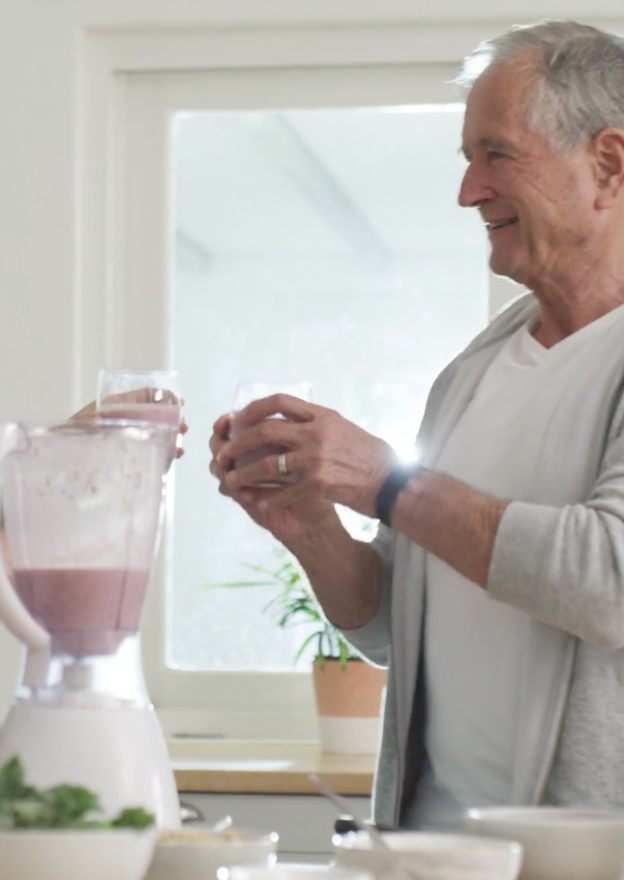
[318,715,381,755]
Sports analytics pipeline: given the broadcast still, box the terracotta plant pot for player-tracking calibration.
[312,658,387,755]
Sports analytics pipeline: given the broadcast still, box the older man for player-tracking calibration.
[210,20,624,830]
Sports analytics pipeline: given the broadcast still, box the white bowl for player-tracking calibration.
[227,864,373,880]
[463,807,624,880]
[0,827,156,880]
[333,829,523,880]
[145,826,278,880]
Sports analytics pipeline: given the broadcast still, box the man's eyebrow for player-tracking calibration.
[459,137,514,159]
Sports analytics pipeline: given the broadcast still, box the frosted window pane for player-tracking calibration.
[170,107,488,671]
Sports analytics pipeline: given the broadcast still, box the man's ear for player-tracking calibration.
[592,128,624,207]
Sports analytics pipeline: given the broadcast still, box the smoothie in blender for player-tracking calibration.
[13,567,150,656]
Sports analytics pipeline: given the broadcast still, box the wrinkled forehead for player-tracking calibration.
[467,57,538,117]
[461,58,542,144]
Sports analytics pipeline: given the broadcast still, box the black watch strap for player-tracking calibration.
[375,463,420,527]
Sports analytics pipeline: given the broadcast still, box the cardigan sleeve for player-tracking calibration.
[337,523,394,667]
[488,429,624,647]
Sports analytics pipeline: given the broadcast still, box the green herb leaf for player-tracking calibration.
[45,784,101,827]
[110,807,155,829]
[0,756,30,801]
[12,797,52,828]
[0,756,155,830]
[0,803,15,829]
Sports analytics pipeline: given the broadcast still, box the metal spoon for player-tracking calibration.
[179,800,232,833]
[212,814,233,833]
[309,775,428,880]
[179,799,205,824]
[308,773,391,852]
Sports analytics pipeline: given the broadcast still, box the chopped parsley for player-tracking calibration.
[0,756,155,830]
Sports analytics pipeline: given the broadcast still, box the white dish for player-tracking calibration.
[227,864,374,880]
[333,829,523,880]
[0,827,156,880]
[145,826,278,880]
[464,806,624,880]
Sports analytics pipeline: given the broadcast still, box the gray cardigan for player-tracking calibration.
[345,294,624,827]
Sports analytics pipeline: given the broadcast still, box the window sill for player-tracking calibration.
[167,738,375,795]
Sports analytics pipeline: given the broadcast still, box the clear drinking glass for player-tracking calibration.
[97,368,182,467]
[230,381,312,486]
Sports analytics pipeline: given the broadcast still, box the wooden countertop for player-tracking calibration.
[167,739,375,796]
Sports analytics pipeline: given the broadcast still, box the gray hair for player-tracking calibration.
[457,20,624,153]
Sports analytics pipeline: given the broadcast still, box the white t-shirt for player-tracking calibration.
[410,304,624,831]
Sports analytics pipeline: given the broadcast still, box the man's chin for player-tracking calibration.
[489,254,525,286]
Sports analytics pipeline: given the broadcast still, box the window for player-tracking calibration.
[113,63,507,738]
[171,105,487,673]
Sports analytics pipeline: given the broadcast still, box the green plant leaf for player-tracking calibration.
[205,547,362,666]
[294,631,323,664]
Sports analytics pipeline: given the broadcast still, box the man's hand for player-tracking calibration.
[209,398,388,630]
[209,410,339,546]
[210,394,397,521]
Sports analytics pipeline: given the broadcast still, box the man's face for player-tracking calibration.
[459,60,598,288]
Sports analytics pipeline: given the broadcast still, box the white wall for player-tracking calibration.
[1,0,623,718]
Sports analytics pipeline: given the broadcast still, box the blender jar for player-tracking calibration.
[0,419,172,707]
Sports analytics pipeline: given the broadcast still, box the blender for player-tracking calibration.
[0,419,180,828]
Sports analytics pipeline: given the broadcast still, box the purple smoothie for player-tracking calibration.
[13,568,150,656]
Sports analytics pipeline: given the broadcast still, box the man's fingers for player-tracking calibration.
[212,413,232,437]
[219,419,304,468]
[233,394,315,433]
[209,418,232,457]
[209,458,228,481]
[223,453,281,489]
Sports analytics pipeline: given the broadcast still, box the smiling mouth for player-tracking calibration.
[487,218,519,231]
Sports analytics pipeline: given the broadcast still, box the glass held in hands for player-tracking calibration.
[97,368,183,466]
[230,381,312,487]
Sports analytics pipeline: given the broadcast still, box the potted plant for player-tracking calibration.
[209,550,386,755]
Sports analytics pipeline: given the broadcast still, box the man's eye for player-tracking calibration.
[487,151,505,161]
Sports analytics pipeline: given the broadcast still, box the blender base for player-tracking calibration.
[0,704,181,829]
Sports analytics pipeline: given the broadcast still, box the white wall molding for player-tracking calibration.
[23,0,624,27]
[83,23,527,71]
[81,16,624,72]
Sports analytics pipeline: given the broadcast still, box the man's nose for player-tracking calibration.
[458,162,494,208]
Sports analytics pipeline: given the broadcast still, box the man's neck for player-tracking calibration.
[528,276,624,348]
